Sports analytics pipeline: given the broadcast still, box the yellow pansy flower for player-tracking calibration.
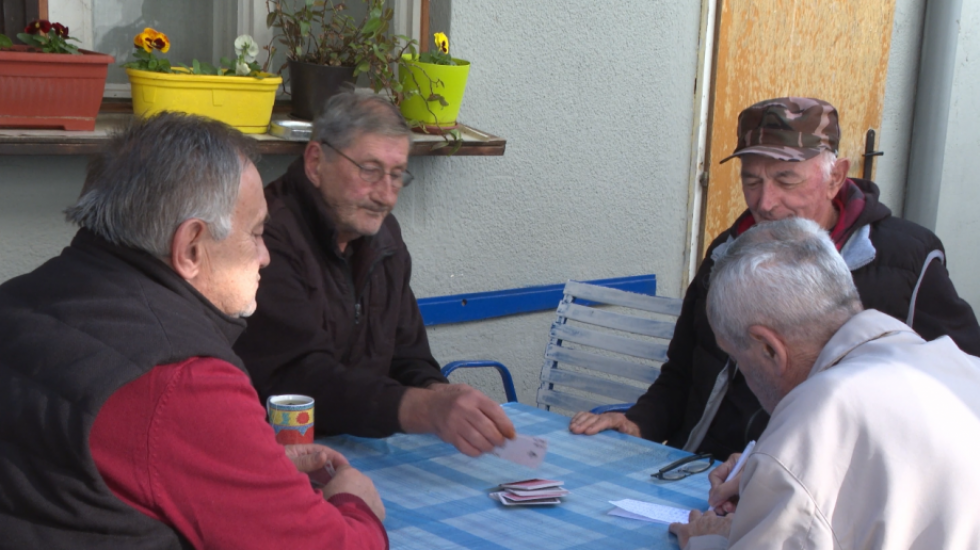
[134,31,151,52]
[134,28,170,53]
[434,32,449,54]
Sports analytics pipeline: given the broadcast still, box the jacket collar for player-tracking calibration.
[71,229,247,347]
[283,158,397,264]
[807,309,915,380]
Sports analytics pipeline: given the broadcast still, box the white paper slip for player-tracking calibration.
[490,434,548,468]
[608,499,693,524]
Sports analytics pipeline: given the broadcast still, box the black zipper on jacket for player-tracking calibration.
[343,249,394,326]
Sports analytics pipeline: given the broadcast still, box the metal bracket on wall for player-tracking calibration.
[862,128,884,180]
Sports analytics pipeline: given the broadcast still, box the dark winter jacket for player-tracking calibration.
[626,178,980,459]
[234,159,446,438]
[0,229,246,549]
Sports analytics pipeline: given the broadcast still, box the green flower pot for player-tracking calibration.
[399,54,470,130]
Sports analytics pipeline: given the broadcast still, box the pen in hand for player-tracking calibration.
[707,440,755,514]
[724,440,755,483]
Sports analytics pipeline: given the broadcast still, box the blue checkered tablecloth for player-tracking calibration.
[319,402,712,550]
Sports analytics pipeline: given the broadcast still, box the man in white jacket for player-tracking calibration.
[669,217,980,550]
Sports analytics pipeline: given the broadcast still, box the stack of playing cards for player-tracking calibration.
[489,479,569,506]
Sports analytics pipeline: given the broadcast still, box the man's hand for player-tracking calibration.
[284,443,350,487]
[284,443,350,473]
[668,509,733,549]
[707,452,742,515]
[399,383,516,457]
[321,465,386,521]
[568,411,641,437]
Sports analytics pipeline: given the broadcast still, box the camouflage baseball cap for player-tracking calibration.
[719,97,840,164]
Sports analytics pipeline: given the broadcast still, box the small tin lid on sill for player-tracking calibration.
[269,120,312,141]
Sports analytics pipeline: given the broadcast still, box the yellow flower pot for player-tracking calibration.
[399,55,470,130]
[126,68,282,134]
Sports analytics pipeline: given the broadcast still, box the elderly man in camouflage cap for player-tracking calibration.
[570,97,980,460]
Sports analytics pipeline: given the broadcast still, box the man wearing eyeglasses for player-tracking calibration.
[234,92,516,457]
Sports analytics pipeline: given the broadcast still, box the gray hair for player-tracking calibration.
[312,91,413,150]
[707,217,862,350]
[65,112,259,257]
[816,149,839,180]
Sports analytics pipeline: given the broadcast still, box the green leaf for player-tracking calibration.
[354,61,369,75]
[148,58,159,70]
[192,59,201,74]
[220,56,233,69]
[16,33,39,48]
[361,17,381,36]
[305,0,314,7]
[0,34,11,49]
[299,20,310,37]
[266,11,278,28]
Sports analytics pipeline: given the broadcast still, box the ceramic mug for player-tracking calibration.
[267,394,315,445]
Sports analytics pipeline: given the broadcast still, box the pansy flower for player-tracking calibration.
[134,28,170,53]
[434,32,449,54]
[51,23,69,38]
[24,19,52,35]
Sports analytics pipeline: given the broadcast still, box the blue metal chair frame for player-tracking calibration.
[441,361,622,414]
[441,360,518,403]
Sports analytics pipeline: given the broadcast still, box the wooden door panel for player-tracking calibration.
[703,0,896,251]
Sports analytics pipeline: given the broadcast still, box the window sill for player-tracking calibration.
[0,101,506,157]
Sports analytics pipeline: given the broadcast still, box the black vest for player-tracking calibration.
[0,229,247,548]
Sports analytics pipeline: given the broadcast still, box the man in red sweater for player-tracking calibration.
[0,112,387,549]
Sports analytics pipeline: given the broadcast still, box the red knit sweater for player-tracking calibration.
[89,357,388,550]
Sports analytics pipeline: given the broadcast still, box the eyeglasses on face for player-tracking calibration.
[651,452,715,481]
[320,140,414,188]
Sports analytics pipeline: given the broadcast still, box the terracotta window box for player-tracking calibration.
[0,46,114,131]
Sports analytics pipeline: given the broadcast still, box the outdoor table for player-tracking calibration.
[319,402,713,549]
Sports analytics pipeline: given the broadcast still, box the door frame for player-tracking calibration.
[682,0,720,290]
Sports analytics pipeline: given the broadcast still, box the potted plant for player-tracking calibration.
[0,20,114,131]
[123,29,282,134]
[265,0,416,119]
[399,32,470,133]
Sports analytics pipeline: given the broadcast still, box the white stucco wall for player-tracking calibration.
[403,1,703,403]
[929,0,980,309]
[875,0,926,214]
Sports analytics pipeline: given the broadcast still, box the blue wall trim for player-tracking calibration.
[418,274,658,326]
